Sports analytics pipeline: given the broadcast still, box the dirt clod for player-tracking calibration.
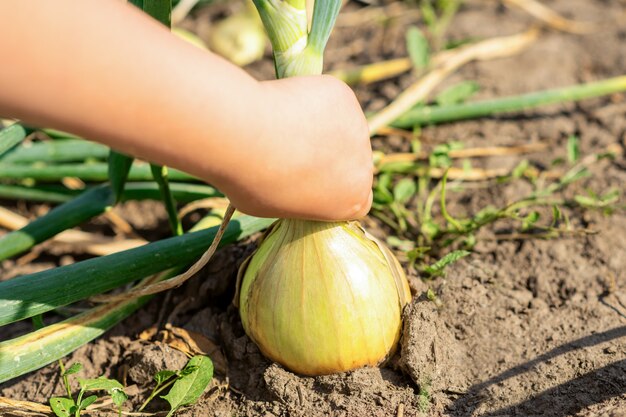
[125,342,189,385]
[398,299,469,394]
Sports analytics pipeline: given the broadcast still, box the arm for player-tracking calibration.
[0,0,372,221]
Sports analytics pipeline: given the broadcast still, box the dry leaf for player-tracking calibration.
[164,324,228,375]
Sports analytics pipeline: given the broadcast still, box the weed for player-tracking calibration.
[417,377,432,412]
[139,355,214,416]
[49,362,127,417]
[49,355,213,417]
[372,139,623,278]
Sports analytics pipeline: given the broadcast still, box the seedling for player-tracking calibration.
[417,376,433,412]
[139,355,214,415]
[419,0,463,49]
[49,362,127,417]
[372,135,623,278]
[423,250,470,278]
[161,356,213,416]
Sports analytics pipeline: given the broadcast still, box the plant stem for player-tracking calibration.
[392,75,626,128]
[439,171,462,230]
[136,0,182,236]
[108,150,135,203]
[0,185,115,261]
[0,215,274,326]
[38,127,83,140]
[0,123,33,157]
[0,215,272,383]
[142,0,171,26]
[151,164,183,236]
[74,389,84,417]
[0,182,222,260]
[0,278,156,384]
[0,162,197,182]
[58,361,73,400]
[138,376,177,412]
[0,182,220,204]
[0,139,108,163]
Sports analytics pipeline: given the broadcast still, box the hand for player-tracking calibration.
[220,75,373,221]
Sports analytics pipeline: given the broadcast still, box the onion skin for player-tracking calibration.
[237,219,411,376]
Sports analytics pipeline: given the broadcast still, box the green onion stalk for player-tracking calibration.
[236,0,411,376]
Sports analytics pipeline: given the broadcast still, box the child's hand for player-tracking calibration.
[0,0,372,221]
[219,75,373,221]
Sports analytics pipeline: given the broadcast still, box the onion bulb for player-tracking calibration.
[237,219,411,376]
[208,3,266,67]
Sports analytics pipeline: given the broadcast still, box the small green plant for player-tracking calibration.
[372,135,623,279]
[139,355,214,416]
[423,249,470,278]
[49,355,213,417]
[406,25,430,71]
[49,362,127,417]
[419,0,463,49]
[160,356,214,417]
[417,377,432,412]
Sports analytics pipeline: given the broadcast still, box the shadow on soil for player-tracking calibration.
[447,326,626,417]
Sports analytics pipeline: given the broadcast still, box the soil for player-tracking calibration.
[2,0,626,416]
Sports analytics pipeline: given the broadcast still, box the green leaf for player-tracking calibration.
[178,365,200,377]
[574,190,620,209]
[374,173,394,205]
[308,0,342,53]
[111,388,128,408]
[79,395,98,410]
[63,362,83,377]
[391,75,626,128]
[473,205,500,223]
[386,236,414,251]
[429,142,463,169]
[424,250,470,276]
[154,370,177,385]
[561,167,590,185]
[512,159,529,179]
[521,211,540,231]
[406,26,430,70]
[551,205,562,225]
[31,314,45,331]
[567,135,580,163]
[435,81,480,106]
[0,123,32,157]
[420,3,437,30]
[162,356,214,417]
[1,139,109,164]
[49,397,76,417]
[462,233,476,249]
[0,215,273,327]
[151,163,183,236]
[393,178,417,204]
[108,151,134,203]
[0,185,115,261]
[407,246,430,262]
[420,220,440,240]
[378,172,393,190]
[78,377,123,392]
[142,0,172,27]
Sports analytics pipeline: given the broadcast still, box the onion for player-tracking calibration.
[237,219,411,376]
[208,5,266,67]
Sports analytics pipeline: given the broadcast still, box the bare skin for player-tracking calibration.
[0,0,373,221]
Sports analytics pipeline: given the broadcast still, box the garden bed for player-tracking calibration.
[1,0,625,416]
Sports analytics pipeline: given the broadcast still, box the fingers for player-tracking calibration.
[224,75,373,221]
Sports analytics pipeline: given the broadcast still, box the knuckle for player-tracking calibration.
[338,172,373,220]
